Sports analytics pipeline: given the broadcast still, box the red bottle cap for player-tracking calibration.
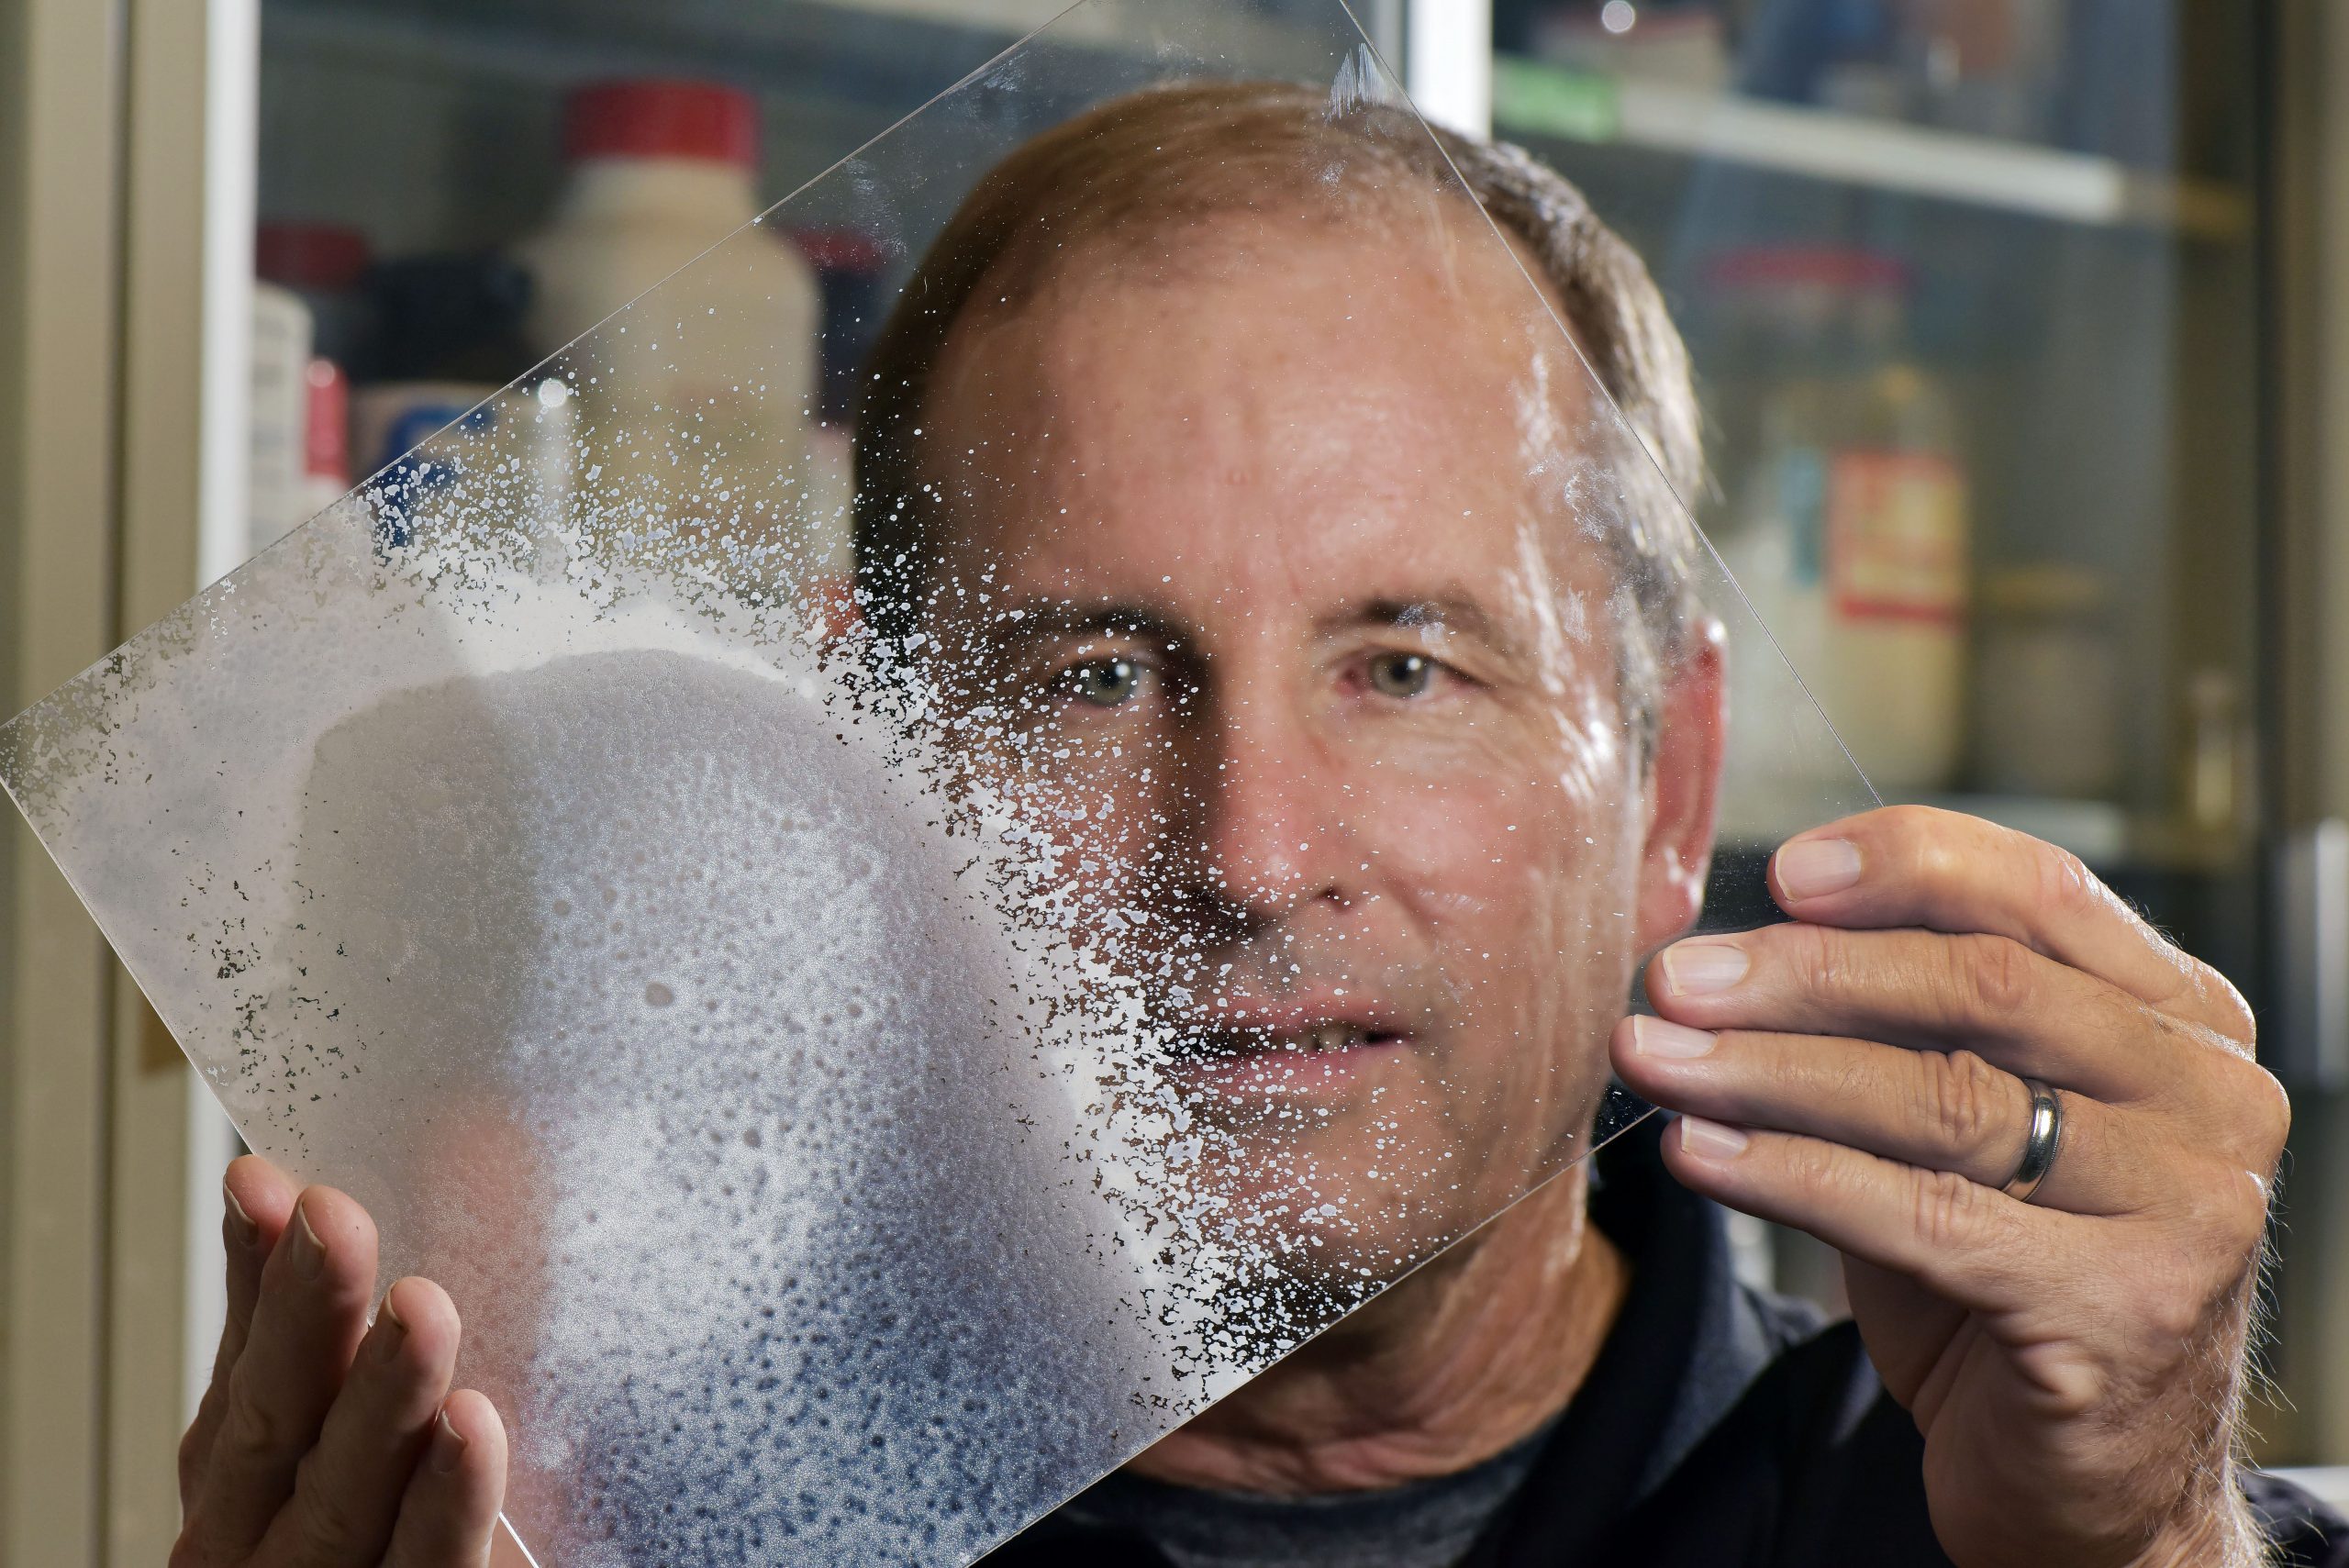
[256,223,372,291]
[304,359,350,485]
[562,79,758,168]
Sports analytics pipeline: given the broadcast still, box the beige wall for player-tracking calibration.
[2,0,125,1560]
[1,2,212,1562]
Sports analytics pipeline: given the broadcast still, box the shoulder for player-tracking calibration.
[1615,1299,2349,1568]
[2243,1469,2349,1567]
[1617,1308,1953,1567]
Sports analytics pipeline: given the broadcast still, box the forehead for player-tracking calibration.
[915,209,1610,603]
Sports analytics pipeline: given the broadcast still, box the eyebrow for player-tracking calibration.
[974,595,1525,662]
[1335,595,1523,659]
[981,600,1192,655]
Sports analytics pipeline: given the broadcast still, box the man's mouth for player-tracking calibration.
[1142,995,1419,1112]
[1164,1023,1409,1062]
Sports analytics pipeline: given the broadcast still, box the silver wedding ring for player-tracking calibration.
[2002,1078,2065,1204]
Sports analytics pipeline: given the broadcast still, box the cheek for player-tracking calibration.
[1350,701,1636,929]
[978,720,1191,897]
[1362,783,1631,982]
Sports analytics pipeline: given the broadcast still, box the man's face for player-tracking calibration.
[907,206,1714,1273]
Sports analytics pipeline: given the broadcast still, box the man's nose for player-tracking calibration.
[1187,716,1356,923]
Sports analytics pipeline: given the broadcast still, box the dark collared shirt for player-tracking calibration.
[984,1117,2347,1567]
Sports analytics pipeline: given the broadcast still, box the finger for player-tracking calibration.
[219,1157,299,1371]
[1657,1111,2092,1319]
[1610,1015,2166,1217]
[183,1157,300,1500]
[1839,1257,1969,1410]
[180,1186,380,1561]
[1767,806,2252,1043]
[384,1389,508,1568]
[1646,921,2240,1108]
[264,1276,462,1565]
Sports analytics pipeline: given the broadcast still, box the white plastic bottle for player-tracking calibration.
[1709,249,1968,806]
[250,281,316,559]
[512,80,831,590]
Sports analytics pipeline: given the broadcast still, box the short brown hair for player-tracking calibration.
[852,79,1704,724]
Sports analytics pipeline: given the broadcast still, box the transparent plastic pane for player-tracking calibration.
[2,3,1876,1562]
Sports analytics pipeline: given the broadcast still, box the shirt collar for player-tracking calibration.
[992,1110,1767,1564]
[1454,1108,1749,1560]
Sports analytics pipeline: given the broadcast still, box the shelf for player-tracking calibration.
[1492,55,2252,242]
[268,0,1335,104]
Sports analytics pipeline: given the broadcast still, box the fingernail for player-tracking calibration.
[1678,1115,1751,1160]
[1777,837,1864,901]
[1659,940,1750,997]
[1630,1016,1717,1060]
[373,1287,410,1362]
[222,1182,260,1249]
[288,1201,328,1283]
[429,1409,469,1475]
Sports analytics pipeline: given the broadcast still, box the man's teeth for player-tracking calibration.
[1303,1024,1363,1052]
[1168,1024,1384,1061]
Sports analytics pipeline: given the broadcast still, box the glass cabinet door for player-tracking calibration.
[247,0,1397,626]
[1490,0,2258,881]
[1486,0,2304,1447]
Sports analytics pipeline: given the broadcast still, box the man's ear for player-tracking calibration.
[1632,618,1726,955]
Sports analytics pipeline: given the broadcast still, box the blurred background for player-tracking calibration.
[6,0,2349,1558]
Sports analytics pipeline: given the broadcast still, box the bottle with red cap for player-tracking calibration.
[256,221,376,371]
[1706,245,1971,809]
[250,223,367,561]
[512,78,831,585]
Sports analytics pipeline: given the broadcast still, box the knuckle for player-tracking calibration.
[1778,921,1851,995]
[2030,841,2106,921]
[2224,1185,2276,1260]
[2137,1192,2265,1341]
[2218,977,2259,1044]
[2240,1062,2293,1156]
[175,1418,210,1501]
[1948,931,2036,1024]
[1876,804,1946,867]
[2189,1051,2293,1166]
[2139,1259,2215,1345]
[2176,1162,2268,1257]
[1766,919,1842,990]
[216,1369,295,1473]
[1918,1048,2011,1155]
[1780,1138,1847,1208]
[289,1454,370,1561]
[1913,1166,1994,1251]
[2180,955,2259,1045]
[1880,802,1948,840]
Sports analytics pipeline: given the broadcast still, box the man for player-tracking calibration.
[171,82,2337,1568]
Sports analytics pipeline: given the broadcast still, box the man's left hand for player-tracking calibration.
[1609,805,2288,1568]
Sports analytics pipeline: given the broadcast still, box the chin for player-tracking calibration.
[1171,1117,1489,1286]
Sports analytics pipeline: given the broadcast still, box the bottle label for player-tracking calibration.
[1826,450,1967,625]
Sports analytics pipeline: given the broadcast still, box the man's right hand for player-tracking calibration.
[173,1155,509,1568]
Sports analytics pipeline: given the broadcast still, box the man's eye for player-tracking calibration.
[1061,656,1143,707]
[1366,651,1436,699]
